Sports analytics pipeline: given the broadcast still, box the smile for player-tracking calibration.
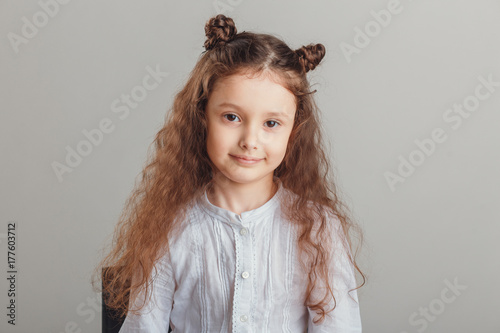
[230,155,263,165]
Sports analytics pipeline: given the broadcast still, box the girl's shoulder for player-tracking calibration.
[279,186,341,222]
[277,186,344,239]
[163,195,205,245]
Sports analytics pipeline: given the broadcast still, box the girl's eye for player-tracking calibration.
[223,114,280,128]
[223,114,240,122]
[265,120,280,128]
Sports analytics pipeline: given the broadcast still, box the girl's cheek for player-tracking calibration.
[258,130,273,144]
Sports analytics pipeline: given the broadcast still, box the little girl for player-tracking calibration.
[94,14,366,333]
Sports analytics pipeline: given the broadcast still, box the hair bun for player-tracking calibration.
[295,43,326,73]
[204,14,237,51]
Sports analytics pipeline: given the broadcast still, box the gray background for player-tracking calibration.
[1,0,499,332]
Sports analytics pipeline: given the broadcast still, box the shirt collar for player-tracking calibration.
[198,177,284,225]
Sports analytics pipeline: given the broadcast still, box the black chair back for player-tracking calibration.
[101,266,172,332]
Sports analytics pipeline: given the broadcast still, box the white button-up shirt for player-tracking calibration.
[119,179,362,332]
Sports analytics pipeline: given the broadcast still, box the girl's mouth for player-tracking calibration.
[230,155,263,164]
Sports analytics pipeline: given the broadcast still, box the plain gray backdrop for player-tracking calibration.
[1,0,499,332]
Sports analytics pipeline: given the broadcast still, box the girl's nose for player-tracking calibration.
[239,124,259,150]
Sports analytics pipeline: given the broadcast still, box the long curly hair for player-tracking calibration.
[92,14,366,325]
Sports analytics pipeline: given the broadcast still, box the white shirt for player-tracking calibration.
[119,178,362,333]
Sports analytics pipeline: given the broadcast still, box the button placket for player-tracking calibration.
[232,215,253,331]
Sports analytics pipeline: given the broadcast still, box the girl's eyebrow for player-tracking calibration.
[217,102,291,119]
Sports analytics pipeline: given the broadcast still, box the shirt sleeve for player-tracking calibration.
[119,250,176,333]
[307,213,362,333]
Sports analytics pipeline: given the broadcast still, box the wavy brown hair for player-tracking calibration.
[92,14,366,325]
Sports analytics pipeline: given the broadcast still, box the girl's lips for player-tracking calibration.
[230,155,263,164]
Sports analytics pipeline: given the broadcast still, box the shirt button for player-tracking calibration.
[240,314,248,322]
[241,271,249,279]
[240,228,248,235]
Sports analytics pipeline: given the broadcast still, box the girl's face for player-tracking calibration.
[205,72,296,188]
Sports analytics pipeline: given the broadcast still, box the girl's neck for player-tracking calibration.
[206,175,278,216]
